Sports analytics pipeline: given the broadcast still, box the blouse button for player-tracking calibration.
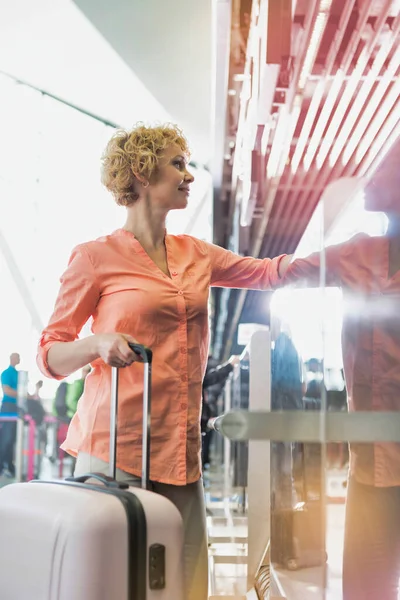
[172,271,178,276]
[178,290,183,295]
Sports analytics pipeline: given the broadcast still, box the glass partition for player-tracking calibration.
[264,165,398,599]
[211,162,400,599]
[267,171,398,599]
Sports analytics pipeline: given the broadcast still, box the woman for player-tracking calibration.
[37,123,290,599]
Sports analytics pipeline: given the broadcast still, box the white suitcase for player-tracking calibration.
[0,344,184,600]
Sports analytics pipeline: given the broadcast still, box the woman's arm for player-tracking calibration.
[204,241,290,290]
[204,239,343,290]
[38,245,139,379]
[281,245,342,287]
[47,336,99,377]
[47,333,140,377]
[278,254,293,278]
[203,356,239,388]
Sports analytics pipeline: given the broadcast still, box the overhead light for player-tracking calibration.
[267,107,288,179]
[261,123,271,155]
[233,73,250,82]
[291,78,325,173]
[317,47,369,169]
[358,121,400,185]
[331,32,400,167]
[298,0,332,90]
[343,44,400,164]
[355,81,400,165]
[303,69,345,171]
[358,109,400,177]
[267,105,300,179]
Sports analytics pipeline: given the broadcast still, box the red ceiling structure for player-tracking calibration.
[213,0,400,358]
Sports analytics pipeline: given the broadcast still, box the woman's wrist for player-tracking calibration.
[88,334,101,362]
[278,254,293,278]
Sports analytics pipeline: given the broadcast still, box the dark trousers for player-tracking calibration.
[0,422,17,474]
[271,442,295,510]
[343,477,400,600]
[201,430,213,466]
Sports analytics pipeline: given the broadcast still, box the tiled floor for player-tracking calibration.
[207,504,346,599]
[204,464,348,599]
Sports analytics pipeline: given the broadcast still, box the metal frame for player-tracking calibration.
[246,330,271,588]
[215,410,400,443]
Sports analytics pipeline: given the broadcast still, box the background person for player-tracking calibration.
[0,353,20,477]
[201,355,239,469]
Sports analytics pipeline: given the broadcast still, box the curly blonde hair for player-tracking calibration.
[101,123,190,206]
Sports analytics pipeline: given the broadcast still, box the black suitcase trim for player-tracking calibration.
[34,480,147,600]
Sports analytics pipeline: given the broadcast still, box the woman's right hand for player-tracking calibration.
[94,333,142,368]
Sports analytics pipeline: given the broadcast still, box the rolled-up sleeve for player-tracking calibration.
[204,241,287,290]
[37,244,100,379]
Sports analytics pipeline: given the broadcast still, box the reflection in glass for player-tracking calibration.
[272,144,400,599]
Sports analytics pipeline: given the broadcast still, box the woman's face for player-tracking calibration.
[148,144,194,211]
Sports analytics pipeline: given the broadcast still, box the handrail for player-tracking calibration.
[212,410,400,443]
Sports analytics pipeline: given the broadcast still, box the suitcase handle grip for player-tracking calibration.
[129,343,153,364]
[110,343,153,490]
[66,472,129,490]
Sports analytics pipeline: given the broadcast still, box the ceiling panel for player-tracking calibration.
[214,0,400,358]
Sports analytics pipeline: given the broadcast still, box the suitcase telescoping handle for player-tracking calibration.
[110,343,153,490]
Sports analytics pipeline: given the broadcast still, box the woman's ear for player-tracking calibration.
[132,171,147,186]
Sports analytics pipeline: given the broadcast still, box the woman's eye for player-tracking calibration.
[174,160,185,169]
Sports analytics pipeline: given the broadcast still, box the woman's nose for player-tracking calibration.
[185,169,195,183]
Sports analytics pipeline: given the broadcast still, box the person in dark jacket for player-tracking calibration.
[270,327,304,510]
[201,355,239,468]
[26,380,46,426]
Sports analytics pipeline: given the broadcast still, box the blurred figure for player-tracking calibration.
[32,380,43,401]
[282,144,400,600]
[64,367,90,476]
[0,353,20,477]
[270,323,304,510]
[25,380,47,478]
[271,324,304,411]
[53,380,69,422]
[26,380,46,427]
[305,358,323,402]
[65,366,91,421]
[201,355,238,469]
[52,367,90,475]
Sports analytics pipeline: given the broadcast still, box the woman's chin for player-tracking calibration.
[173,199,188,210]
